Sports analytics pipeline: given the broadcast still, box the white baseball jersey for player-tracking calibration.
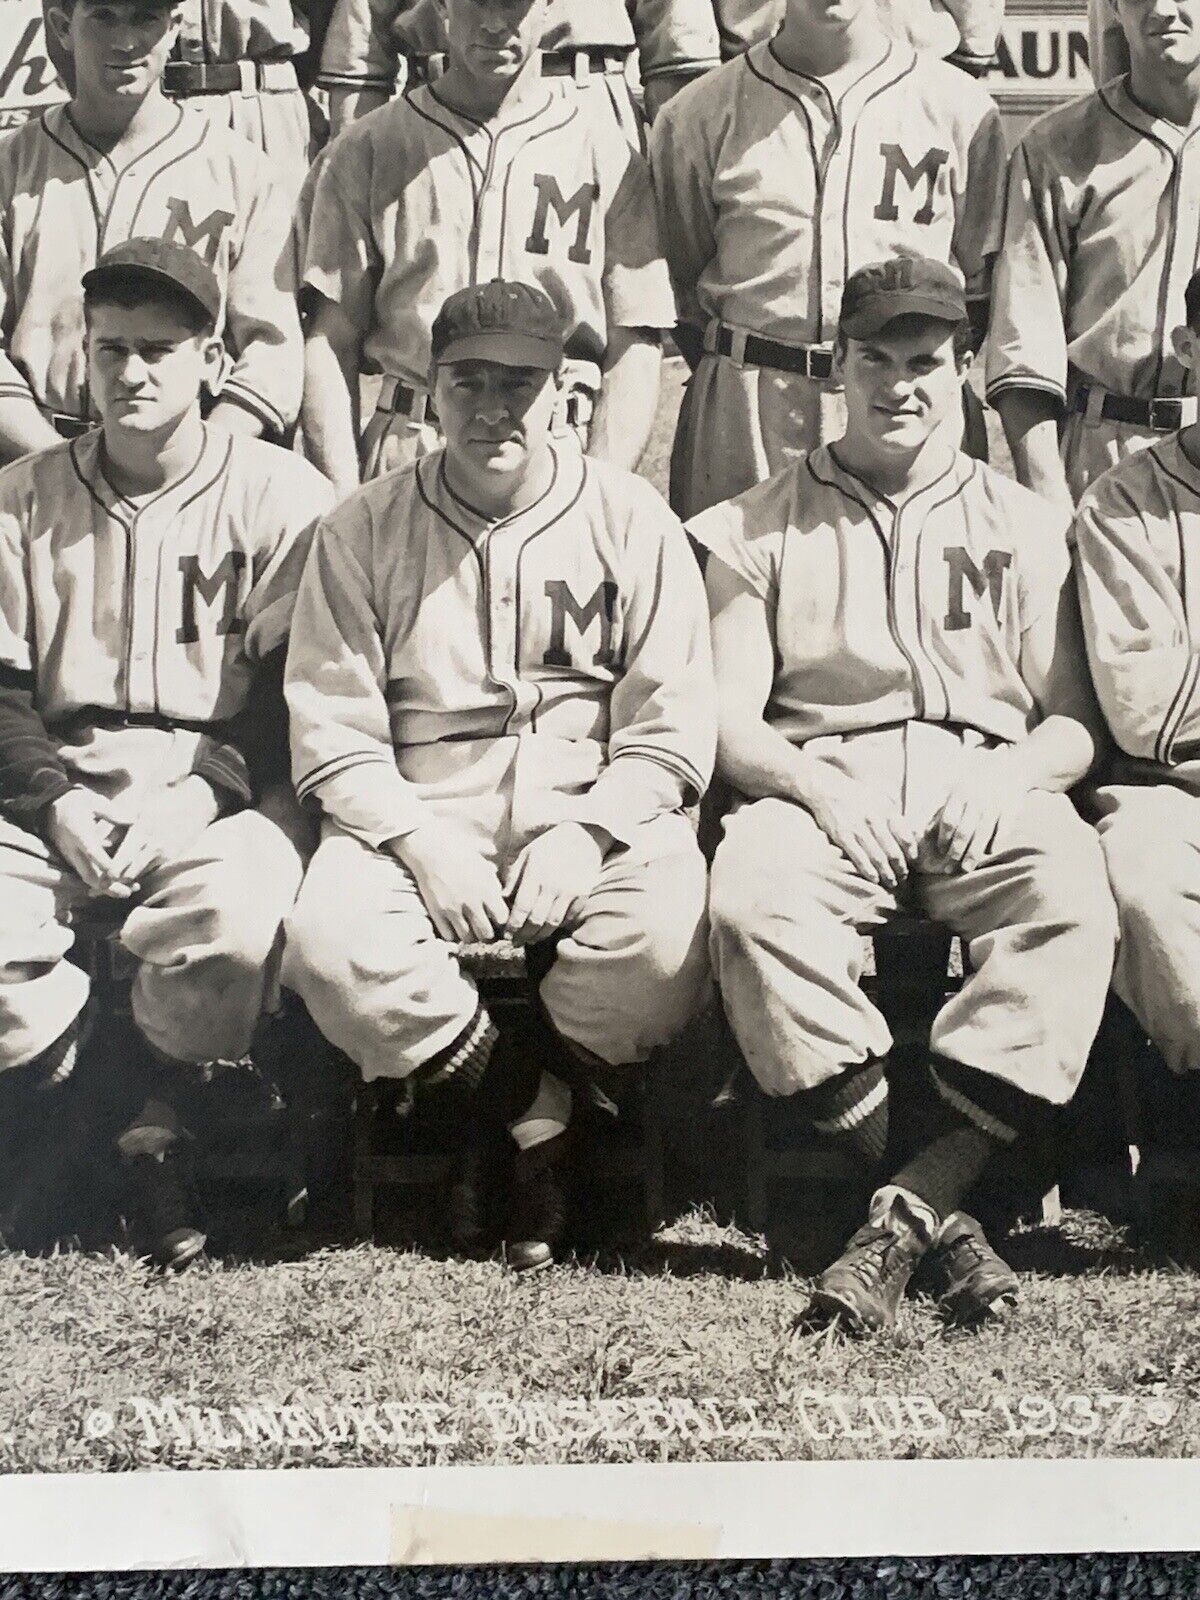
[1073,434,1200,788]
[0,426,333,816]
[286,444,714,853]
[650,38,1006,342]
[0,104,303,435]
[318,0,720,96]
[302,82,676,391]
[689,444,1072,752]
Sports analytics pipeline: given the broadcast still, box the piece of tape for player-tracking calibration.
[389,1506,719,1563]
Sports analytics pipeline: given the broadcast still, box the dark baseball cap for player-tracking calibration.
[839,256,967,340]
[431,279,565,370]
[81,238,222,327]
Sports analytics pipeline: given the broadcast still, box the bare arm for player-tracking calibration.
[587,328,661,470]
[327,84,389,135]
[0,399,62,464]
[1006,575,1103,792]
[301,298,363,499]
[995,387,1072,508]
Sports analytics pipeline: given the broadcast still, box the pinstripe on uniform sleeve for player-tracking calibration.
[567,491,715,844]
[285,501,429,847]
[1072,466,1200,765]
[984,138,1071,408]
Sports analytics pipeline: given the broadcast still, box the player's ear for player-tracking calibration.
[831,335,847,382]
[46,2,73,54]
[1171,323,1199,375]
[202,335,231,399]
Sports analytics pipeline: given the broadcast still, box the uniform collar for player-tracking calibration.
[44,100,190,170]
[69,422,232,526]
[413,75,564,138]
[812,439,970,518]
[747,34,910,109]
[416,439,587,544]
[1100,75,1200,148]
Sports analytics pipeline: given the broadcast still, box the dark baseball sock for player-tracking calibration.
[411,1002,499,1100]
[888,1057,1038,1226]
[800,1057,890,1167]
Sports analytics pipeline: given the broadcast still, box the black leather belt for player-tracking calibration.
[1071,385,1193,431]
[54,707,231,737]
[164,58,298,95]
[712,326,834,380]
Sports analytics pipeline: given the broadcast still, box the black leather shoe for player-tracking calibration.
[801,1216,927,1334]
[920,1212,1019,1326]
[448,1126,507,1254]
[122,1147,206,1271]
[506,1134,570,1272]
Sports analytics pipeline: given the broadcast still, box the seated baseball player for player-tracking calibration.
[317,0,722,139]
[988,0,1200,505]
[284,279,713,1271]
[0,0,302,466]
[0,240,333,1268]
[1073,269,1200,1176]
[300,0,677,502]
[693,256,1119,1334]
[649,0,1007,519]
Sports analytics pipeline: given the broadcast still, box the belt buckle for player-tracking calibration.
[1148,398,1177,432]
[807,346,833,381]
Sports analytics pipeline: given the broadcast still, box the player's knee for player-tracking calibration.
[1099,813,1186,928]
[1023,822,1118,946]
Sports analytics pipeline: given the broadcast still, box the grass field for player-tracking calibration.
[4,359,1197,1475]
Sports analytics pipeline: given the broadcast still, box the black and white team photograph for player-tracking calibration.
[4,0,1200,1534]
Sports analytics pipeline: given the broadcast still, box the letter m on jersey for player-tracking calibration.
[543,579,617,667]
[162,198,235,265]
[176,553,247,645]
[874,145,950,225]
[526,176,599,265]
[944,547,1012,631]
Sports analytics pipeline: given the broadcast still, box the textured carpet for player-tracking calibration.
[2,1560,1199,1596]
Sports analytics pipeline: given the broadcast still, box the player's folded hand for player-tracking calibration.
[104,775,223,891]
[801,765,916,889]
[46,788,126,897]
[503,822,607,947]
[928,755,1027,873]
[391,822,508,945]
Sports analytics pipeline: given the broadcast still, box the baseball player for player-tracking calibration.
[1072,271,1200,1142]
[988,0,1200,506]
[317,0,721,141]
[0,239,333,1268]
[283,279,713,1270]
[301,0,677,500]
[692,257,1117,1333]
[649,0,1007,520]
[0,0,303,465]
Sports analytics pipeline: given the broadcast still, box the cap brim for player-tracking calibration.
[81,262,218,325]
[841,292,965,339]
[435,332,563,370]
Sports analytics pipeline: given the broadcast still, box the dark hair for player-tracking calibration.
[836,311,975,363]
[83,268,216,337]
[1186,269,1200,332]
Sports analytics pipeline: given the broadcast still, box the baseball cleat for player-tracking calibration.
[506,1134,569,1273]
[920,1212,1019,1326]
[799,1218,927,1335]
[448,1127,507,1255]
[122,1149,206,1272]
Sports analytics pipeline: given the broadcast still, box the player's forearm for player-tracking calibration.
[327,84,389,135]
[588,332,662,470]
[301,329,362,498]
[717,709,827,811]
[0,399,63,466]
[995,714,1099,795]
[995,389,1072,506]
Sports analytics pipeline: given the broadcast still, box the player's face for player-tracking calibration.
[438,0,550,83]
[840,318,965,460]
[1116,0,1200,74]
[87,300,222,436]
[51,0,180,103]
[434,357,560,481]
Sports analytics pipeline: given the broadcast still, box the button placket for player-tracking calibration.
[125,509,161,711]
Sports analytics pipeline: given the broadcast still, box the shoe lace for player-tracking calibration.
[842,1225,906,1289]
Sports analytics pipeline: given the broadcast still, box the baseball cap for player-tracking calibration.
[839,256,967,340]
[81,238,222,328]
[431,280,565,370]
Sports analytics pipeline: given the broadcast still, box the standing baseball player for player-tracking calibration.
[649,0,1007,519]
[301,0,677,501]
[284,279,713,1270]
[317,0,721,140]
[0,0,302,464]
[694,256,1117,1333]
[0,239,332,1268]
[988,0,1200,506]
[1072,270,1200,1161]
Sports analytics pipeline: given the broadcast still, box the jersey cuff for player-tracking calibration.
[984,374,1067,409]
[217,382,288,438]
[1159,652,1200,766]
[316,71,395,91]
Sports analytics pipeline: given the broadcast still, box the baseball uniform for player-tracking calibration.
[1073,434,1200,1073]
[693,445,1117,1109]
[0,426,334,1073]
[318,0,721,145]
[282,443,713,1086]
[650,37,1006,517]
[987,82,1200,505]
[302,80,676,477]
[0,103,302,445]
